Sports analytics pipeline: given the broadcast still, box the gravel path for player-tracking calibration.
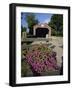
[49,37,63,67]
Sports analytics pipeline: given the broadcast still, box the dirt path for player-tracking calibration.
[49,37,63,67]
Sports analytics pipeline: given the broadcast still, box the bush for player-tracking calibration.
[25,44,59,75]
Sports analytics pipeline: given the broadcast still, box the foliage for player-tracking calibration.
[48,14,63,36]
[25,13,39,35]
[21,27,26,32]
[21,27,27,37]
[21,60,28,77]
[26,44,59,74]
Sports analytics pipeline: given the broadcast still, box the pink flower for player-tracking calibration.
[25,44,59,74]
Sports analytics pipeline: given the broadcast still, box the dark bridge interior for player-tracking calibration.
[36,28,49,37]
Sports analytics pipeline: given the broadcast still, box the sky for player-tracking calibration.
[21,12,53,32]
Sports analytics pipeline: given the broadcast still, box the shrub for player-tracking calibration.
[25,44,59,74]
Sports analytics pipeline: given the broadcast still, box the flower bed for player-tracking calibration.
[25,44,60,75]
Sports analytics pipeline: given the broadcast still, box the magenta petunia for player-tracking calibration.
[25,44,59,74]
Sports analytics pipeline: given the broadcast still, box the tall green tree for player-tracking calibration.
[48,14,63,36]
[25,13,39,35]
[21,26,27,37]
[21,26,26,32]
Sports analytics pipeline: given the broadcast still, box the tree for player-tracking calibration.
[25,13,39,35]
[21,26,27,37]
[21,26,26,32]
[48,14,63,36]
